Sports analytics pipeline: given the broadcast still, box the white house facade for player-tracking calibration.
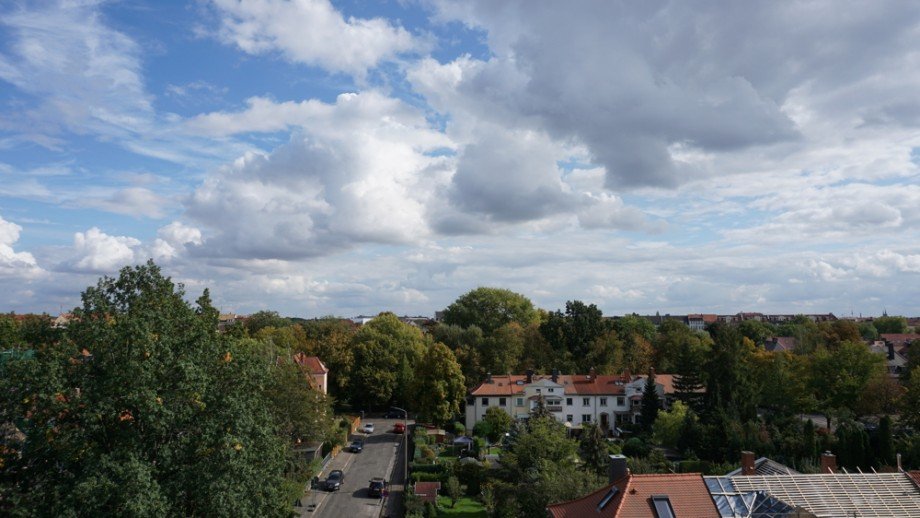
[465,370,677,433]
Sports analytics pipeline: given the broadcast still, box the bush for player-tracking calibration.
[455,462,487,496]
[453,421,466,435]
[410,463,447,474]
[473,421,492,439]
[622,437,650,458]
[421,445,437,462]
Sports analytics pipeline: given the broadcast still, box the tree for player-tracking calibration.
[672,336,707,412]
[481,323,524,375]
[810,341,885,426]
[482,406,513,443]
[737,319,775,347]
[873,315,908,334]
[858,322,879,341]
[539,301,609,372]
[413,342,466,426]
[901,366,920,430]
[445,476,462,508]
[877,415,895,467]
[442,287,539,334]
[704,323,756,421]
[653,400,690,448]
[802,419,817,461]
[349,313,426,410]
[579,423,609,475]
[0,261,298,516]
[300,317,356,398]
[640,368,660,431]
[245,310,291,335]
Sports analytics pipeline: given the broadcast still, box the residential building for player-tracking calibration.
[292,353,329,394]
[547,455,720,517]
[869,340,909,377]
[465,370,678,432]
[764,336,797,353]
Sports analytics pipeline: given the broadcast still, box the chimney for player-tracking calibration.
[486,372,493,384]
[740,451,756,476]
[887,341,895,360]
[525,369,534,384]
[608,454,628,483]
[820,452,837,474]
[551,368,559,383]
[588,367,597,382]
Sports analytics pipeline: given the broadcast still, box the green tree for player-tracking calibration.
[873,315,908,334]
[704,323,756,421]
[445,476,462,508]
[737,319,775,347]
[482,406,513,443]
[539,301,609,372]
[579,423,609,475]
[0,314,20,348]
[413,342,466,426]
[245,310,291,335]
[810,341,885,427]
[640,368,660,431]
[300,317,356,398]
[858,322,879,340]
[349,313,426,410]
[0,261,296,516]
[672,335,708,413]
[802,419,817,461]
[653,400,690,448]
[901,366,920,430]
[481,323,525,375]
[441,287,539,334]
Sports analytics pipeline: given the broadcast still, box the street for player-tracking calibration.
[300,418,408,518]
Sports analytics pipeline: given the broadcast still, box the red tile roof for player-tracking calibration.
[292,353,328,375]
[909,471,920,488]
[881,334,919,346]
[546,473,719,517]
[414,481,441,504]
[469,374,633,396]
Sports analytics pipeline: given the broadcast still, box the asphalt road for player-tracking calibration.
[308,418,407,518]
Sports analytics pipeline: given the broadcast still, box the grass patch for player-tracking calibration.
[436,495,487,518]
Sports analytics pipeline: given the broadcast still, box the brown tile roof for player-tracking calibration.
[414,481,441,504]
[291,353,328,375]
[546,473,719,517]
[881,333,920,346]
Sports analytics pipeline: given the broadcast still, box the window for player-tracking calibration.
[481,398,489,406]
[566,414,573,422]
[499,398,506,406]
[516,398,524,406]
[583,397,590,406]
[566,397,573,406]
[581,414,591,423]
[600,397,608,406]
[536,388,541,393]
[547,388,554,392]
[617,396,625,406]
[651,495,675,518]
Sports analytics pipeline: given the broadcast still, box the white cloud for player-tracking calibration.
[0,215,43,279]
[76,187,170,219]
[208,0,419,77]
[186,91,454,259]
[70,227,141,273]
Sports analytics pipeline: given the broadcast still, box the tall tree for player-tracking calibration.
[349,313,426,410]
[704,323,755,420]
[413,342,466,426]
[810,341,885,427]
[640,368,660,431]
[877,415,895,467]
[482,406,514,443]
[0,261,298,516]
[672,335,707,412]
[441,287,539,334]
[539,301,609,372]
[579,423,609,475]
[300,317,357,398]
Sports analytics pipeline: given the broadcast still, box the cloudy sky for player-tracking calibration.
[1,0,918,318]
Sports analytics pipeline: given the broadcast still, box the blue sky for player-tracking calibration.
[1,0,918,318]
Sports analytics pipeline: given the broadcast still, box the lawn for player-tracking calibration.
[436,495,488,518]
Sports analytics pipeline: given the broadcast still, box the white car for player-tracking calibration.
[362,423,375,434]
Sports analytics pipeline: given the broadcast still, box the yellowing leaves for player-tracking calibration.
[223,351,232,363]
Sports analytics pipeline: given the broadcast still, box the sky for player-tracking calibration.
[0,0,918,318]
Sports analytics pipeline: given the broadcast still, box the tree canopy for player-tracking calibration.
[441,287,539,334]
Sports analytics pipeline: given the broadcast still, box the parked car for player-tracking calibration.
[349,439,364,453]
[368,477,386,498]
[325,470,344,491]
[384,409,403,419]
[362,423,375,434]
[392,422,406,434]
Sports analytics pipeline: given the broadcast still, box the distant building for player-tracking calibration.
[465,370,681,433]
[292,353,329,395]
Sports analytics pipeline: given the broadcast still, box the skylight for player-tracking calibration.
[596,487,619,511]
[651,495,676,518]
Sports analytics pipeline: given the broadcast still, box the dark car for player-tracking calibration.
[384,409,404,419]
[368,477,386,498]
[325,470,344,491]
[349,439,364,453]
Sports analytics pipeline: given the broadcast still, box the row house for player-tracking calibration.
[464,370,678,433]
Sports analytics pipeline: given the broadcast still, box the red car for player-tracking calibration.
[392,422,406,434]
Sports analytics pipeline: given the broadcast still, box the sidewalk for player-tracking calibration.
[380,437,405,518]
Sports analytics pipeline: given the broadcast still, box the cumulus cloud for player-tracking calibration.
[208,0,419,77]
[69,227,141,273]
[185,91,454,259]
[0,215,43,278]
